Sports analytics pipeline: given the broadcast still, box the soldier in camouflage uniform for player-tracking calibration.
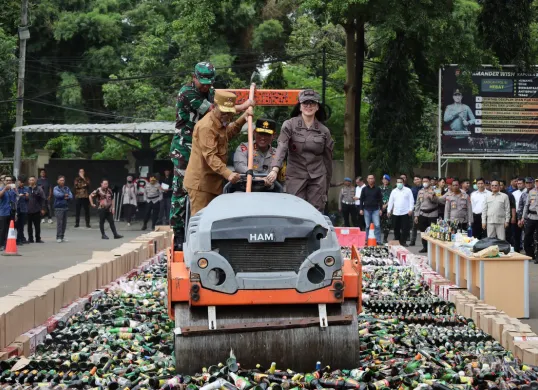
[380,174,392,244]
[170,62,252,249]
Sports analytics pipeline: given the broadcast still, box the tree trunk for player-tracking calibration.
[354,20,365,177]
[343,22,356,179]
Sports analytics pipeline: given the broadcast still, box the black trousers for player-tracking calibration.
[75,198,90,226]
[341,203,358,227]
[393,214,410,244]
[27,212,42,241]
[418,216,438,250]
[144,201,160,229]
[0,215,12,247]
[513,223,523,252]
[410,219,418,243]
[472,213,485,239]
[505,222,514,247]
[16,212,27,243]
[123,204,136,223]
[98,208,118,236]
[524,219,538,259]
[356,206,365,230]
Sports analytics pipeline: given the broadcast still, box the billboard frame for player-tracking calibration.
[438,64,538,177]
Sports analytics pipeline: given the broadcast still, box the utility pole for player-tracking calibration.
[354,20,365,177]
[13,0,29,180]
[322,45,327,108]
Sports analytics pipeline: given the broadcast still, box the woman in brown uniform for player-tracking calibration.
[266,89,334,212]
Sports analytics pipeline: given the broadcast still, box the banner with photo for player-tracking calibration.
[441,65,538,155]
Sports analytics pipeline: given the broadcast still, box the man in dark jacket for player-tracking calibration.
[409,175,422,246]
[53,176,73,243]
[27,175,46,243]
[359,174,383,243]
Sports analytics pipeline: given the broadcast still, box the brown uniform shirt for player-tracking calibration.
[272,117,334,184]
[184,111,246,195]
[444,192,473,223]
[414,188,439,218]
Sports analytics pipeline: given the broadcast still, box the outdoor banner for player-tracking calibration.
[441,65,538,155]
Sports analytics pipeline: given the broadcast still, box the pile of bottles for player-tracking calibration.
[1,252,538,390]
[341,247,399,266]
[358,266,534,390]
[427,220,461,242]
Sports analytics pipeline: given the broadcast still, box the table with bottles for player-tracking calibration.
[421,230,531,319]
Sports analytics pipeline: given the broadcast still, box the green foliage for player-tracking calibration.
[3,0,538,168]
[44,135,84,158]
[478,0,535,68]
[0,28,16,89]
[252,20,285,54]
[367,35,426,175]
[92,136,137,160]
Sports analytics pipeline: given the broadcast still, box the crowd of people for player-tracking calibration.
[0,167,176,251]
[338,174,538,262]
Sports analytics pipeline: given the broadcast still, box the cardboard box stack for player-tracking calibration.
[0,227,171,358]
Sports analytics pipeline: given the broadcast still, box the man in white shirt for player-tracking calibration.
[470,177,490,239]
[388,178,414,246]
[353,176,366,230]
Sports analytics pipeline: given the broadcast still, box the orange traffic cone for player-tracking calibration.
[367,223,377,247]
[2,220,20,256]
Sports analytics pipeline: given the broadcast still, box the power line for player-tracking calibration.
[25,99,169,122]
[2,52,319,106]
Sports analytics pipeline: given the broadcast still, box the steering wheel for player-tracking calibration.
[223,173,283,194]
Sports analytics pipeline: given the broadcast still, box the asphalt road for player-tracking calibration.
[0,217,148,298]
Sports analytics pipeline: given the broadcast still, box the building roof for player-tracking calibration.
[12,122,176,134]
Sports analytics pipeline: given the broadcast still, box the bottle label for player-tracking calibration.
[372,380,389,390]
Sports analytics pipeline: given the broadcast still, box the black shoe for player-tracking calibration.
[419,248,427,253]
[113,235,123,239]
[36,240,44,243]
[27,239,34,243]
[410,241,415,246]
[74,224,79,228]
[141,225,147,231]
[86,225,91,228]
[402,243,409,247]
[102,235,109,240]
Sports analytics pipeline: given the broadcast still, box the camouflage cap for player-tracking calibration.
[194,62,216,85]
[214,90,237,113]
[299,89,321,103]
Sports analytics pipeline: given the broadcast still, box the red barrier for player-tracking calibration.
[335,227,366,248]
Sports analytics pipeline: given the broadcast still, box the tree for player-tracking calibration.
[478,0,534,68]
[0,27,17,141]
[367,34,427,174]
